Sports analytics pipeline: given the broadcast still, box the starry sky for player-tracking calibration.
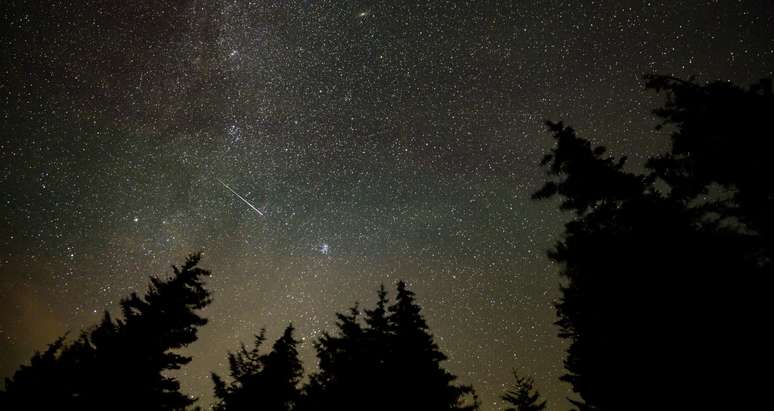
[1,1,772,409]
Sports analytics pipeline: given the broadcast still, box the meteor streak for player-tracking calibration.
[216,178,264,217]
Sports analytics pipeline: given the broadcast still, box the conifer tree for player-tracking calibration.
[387,281,478,411]
[260,325,303,411]
[363,284,391,388]
[1,253,212,411]
[301,282,478,411]
[533,77,771,410]
[212,330,267,411]
[364,285,390,335]
[500,371,546,411]
[301,305,369,411]
[212,324,302,411]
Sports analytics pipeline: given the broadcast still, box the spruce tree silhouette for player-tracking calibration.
[387,281,478,411]
[213,330,268,411]
[533,77,771,411]
[300,282,478,411]
[1,253,212,411]
[212,324,302,411]
[300,304,370,411]
[500,371,546,411]
[644,75,774,257]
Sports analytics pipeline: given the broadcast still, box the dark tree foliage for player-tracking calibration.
[645,75,774,253]
[300,281,479,411]
[533,76,771,410]
[501,371,546,411]
[212,323,303,411]
[300,305,370,411]
[213,331,268,410]
[0,253,212,411]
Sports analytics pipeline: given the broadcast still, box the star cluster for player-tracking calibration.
[2,1,772,409]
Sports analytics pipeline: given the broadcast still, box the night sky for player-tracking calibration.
[1,1,772,409]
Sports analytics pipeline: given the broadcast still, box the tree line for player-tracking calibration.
[0,255,489,411]
[2,75,770,410]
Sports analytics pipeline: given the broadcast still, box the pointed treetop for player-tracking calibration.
[365,284,389,331]
[501,371,546,411]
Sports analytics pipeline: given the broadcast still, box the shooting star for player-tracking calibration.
[216,178,264,217]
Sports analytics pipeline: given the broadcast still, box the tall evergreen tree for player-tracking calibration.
[644,75,774,257]
[364,285,390,335]
[500,371,546,411]
[301,305,370,411]
[1,253,212,411]
[212,330,267,411]
[387,281,477,411]
[212,324,302,411]
[261,325,304,411]
[301,282,478,411]
[361,284,392,404]
[533,77,771,410]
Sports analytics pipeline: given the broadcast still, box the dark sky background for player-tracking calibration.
[1,1,772,409]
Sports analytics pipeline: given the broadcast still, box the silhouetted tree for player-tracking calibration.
[0,337,72,409]
[260,325,303,410]
[212,324,302,411]
[212,330,267,411]
[1,253,212,411]
[500,371,546,411]
[365,285,390,336]
[533,77,771,410]
[301,282,478,411]
[644,75,774,257]
[388,281,478,411]
[362,285,392,401]
[301,304,370,411]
